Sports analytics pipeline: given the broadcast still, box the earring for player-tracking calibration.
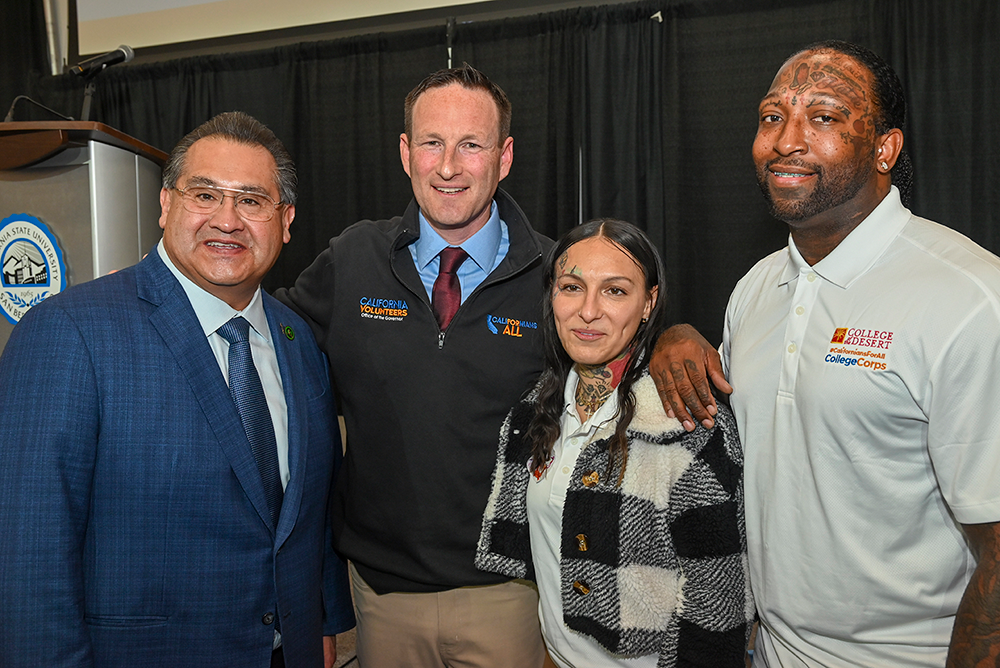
[878,147,883,154]
[880,161,889,170]
[642,317,648,323]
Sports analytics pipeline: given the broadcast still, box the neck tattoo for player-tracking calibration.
[574,354,630,419]
[575,376,614,418]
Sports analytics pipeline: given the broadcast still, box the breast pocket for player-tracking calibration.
[85,614,169,627]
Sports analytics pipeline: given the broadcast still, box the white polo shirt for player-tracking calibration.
[722,187,1000,667]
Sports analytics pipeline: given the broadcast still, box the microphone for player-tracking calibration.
[68,45,134,77]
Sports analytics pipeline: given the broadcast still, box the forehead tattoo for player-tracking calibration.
[782,60,868,109]
[555,251,583,279]
[771,53,875,138]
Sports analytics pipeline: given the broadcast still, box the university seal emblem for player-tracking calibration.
[0,214,67,324]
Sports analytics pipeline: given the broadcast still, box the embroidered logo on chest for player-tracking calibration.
[825,326,893,372]
[486,314,538,338]
[359,296,409,322]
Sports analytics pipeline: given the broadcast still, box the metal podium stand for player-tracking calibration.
[0,122,167,353]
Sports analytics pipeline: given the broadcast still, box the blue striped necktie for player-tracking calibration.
[217,316,283,527]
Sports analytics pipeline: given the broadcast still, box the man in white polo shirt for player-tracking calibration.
[652,40,1000,666]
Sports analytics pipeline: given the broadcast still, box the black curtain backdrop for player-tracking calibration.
[0,0,50,120]
[9,0,1000,345]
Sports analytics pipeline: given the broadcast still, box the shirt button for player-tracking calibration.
[807,272,817,282]
[561,466,570,474]
[262,612,274,625]
[787,343,797,353]
[795,306,805,316]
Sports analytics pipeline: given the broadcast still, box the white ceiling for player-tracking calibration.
[77,0,494,53]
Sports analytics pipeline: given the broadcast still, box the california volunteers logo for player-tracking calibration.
[359,296,408,321]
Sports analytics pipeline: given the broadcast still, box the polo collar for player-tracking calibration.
[780,186,910,289]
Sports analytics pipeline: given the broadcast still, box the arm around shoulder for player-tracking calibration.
[649,324,732,432]
[272,236,340,345]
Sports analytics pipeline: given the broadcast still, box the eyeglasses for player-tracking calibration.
[173,185,283,222]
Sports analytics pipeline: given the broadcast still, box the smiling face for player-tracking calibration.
[753,49,886,235]
[399,84,513,245]
[159,137,293,310]
[551,236,656,368]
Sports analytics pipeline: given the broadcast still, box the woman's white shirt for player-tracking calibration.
[525,368,658,668]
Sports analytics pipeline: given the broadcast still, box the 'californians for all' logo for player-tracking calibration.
[487,315,538,337]
[826,326,893,372]
[0,214,67,325]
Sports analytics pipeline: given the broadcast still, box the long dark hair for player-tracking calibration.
[525,219,667,484]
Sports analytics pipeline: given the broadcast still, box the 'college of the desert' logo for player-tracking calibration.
[0,214,67,324]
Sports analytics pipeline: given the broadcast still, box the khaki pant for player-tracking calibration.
[351,562,547,668]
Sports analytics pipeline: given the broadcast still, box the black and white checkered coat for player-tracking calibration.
[476,373,752,667]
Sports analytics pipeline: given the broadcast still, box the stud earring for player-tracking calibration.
[880,161,889,170]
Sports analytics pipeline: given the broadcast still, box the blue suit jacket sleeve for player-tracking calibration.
[312,353,354,637]
[261,293,355,638]
[0,298,100,665]
[322,453,355,636]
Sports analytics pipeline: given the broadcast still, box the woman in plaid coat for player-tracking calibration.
[477,219,752,667]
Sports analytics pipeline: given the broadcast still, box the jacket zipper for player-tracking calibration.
[389,229,543,352]
[433,249,543,350]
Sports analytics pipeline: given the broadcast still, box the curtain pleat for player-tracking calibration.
[10,0,1000,343]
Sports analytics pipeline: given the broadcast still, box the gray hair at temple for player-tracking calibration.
[161,111,297,206]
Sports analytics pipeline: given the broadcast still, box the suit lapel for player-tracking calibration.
[136,253,276,534]
[264,294,306,547]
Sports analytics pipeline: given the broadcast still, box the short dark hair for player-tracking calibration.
[403,63,512,143]
[161,111,297,206]
[797,40,913,206]
[527,218,667,485]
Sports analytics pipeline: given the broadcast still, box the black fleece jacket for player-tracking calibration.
[275,189,553,593]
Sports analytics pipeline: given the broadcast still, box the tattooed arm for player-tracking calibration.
[649,324,732,432]
[948,522,1000,667]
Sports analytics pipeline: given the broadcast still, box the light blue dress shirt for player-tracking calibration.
[408,199,510,303]
[156,241,289,490]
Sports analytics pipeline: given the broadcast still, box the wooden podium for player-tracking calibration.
[0,122,167,353]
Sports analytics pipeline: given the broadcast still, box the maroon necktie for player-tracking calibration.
[431,247,468,330]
